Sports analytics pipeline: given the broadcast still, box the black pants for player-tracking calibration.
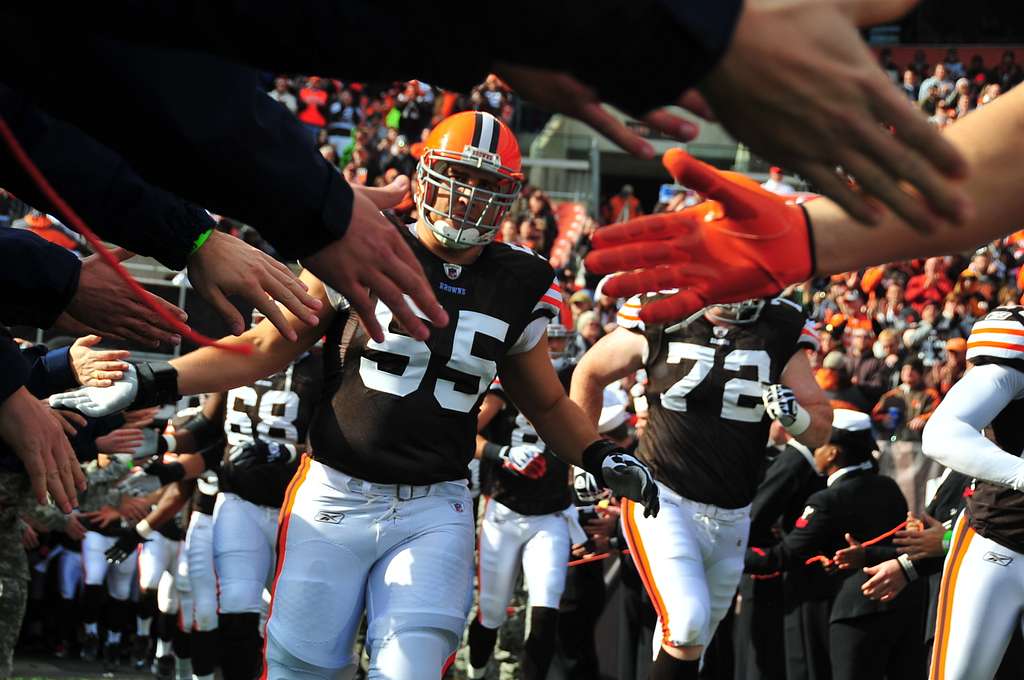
[558,560,605,679]
[618,555,656,680]
[733,575,786,680]
[830,608,925,680]
[784,597,833,680]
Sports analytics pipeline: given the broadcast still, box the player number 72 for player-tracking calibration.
[661,342,771,423]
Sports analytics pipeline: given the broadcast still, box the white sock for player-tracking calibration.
[156,638,173,658]
[107,630,122,645]
[84,622,98,636]
[469,666,488,679]
[192,674,215,680]
[138,616,152,637]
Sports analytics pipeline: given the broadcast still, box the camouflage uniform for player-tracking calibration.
[0,472,69,678]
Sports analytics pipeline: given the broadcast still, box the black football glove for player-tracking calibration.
[581,440,660,518]
[143,457,186,485]
[105,527,146,564]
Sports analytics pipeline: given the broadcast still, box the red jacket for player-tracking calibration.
[905,273,952,312]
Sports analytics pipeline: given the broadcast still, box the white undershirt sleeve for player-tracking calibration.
[921,363,1024,491]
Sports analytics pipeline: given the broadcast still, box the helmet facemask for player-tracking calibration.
[546,322,578,371]
[416,151,521,250]
[705,299,767,325]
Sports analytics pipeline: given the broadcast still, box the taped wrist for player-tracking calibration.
[581,439,618,488]
[131,361,179,408]
[482,442,507,463]
[784,404,812,436]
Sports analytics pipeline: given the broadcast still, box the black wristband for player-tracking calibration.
[482,442,506,462]
[148,461,185,485]
[131,361,180,409]
[581,439,618,488]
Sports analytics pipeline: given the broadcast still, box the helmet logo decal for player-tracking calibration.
[443,263,462,280]
[462,144,500,167]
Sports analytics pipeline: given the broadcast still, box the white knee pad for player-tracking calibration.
[107,556,137,601]
[217,576,266,615]
[157,570,179,616]
[265,629,356,680]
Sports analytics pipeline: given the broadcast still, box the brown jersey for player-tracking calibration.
[309,226,560,485]
[626,296,812,508]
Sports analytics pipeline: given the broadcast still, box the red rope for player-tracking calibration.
[804,520,909,567]
[567,547,631,568]
[0,116,250,354]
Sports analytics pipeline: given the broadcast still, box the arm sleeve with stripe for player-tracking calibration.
[922,363,1024,491]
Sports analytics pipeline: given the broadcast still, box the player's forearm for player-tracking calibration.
[568,363,608,428]
[922,416,1024,491]
[141,481,194,530]
[171,334,298,396]
[529,394,602,466]
[810,85,1024,275]
[793,402,832,450]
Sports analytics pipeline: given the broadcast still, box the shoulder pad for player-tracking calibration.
[967,306,1024,368]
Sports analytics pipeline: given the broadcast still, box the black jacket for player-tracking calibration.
[746,467,916,623]
[748,443,834,605]
[1,1,742,262]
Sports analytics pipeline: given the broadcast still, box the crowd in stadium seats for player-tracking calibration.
[885,47,1021,127]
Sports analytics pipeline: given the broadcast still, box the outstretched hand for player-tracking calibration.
[301,176,448,343]
[586,149,814,325]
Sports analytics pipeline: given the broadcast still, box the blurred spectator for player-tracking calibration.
[575,310,604,349]
[910,49,931,78]
[871,359,941,443]
[903,302,951,366]
[926,338,968,397]
[869,282,917,333]
[966,54,988,83]
[844,327,888,403]
[593,283,621,332]
[905,257,952,312]
[472,74,511,117]
[979,82,1002,107]
[902,68,920,101]
[267,76,297,115]
[991,50,1023,91]
[873,328,903,387]
[943,47,966,80]
[879,48,900,83]
[526,190,558,248]
[760,167,795,196]
[944,78,972,110]
[818,351,872,412]
[498,218,519,244]
[569,290,594,326]
[326,89,362,155]
[918,64,953,104]
[297,77,329,138]
[605,185,643,224]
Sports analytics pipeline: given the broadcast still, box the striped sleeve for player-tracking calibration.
[967,317,1024,365]
[797,319,820,352]
[511,276,561,355]
[617,295,644,331]
[533,277,563,320]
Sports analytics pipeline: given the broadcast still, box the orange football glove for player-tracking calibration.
[585,148,815,325]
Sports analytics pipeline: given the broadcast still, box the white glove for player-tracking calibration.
[501,444,547,479]
[573,466,605,504]
[602,451,659,517]
[762,383,810,435]
[49,364,139,417]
